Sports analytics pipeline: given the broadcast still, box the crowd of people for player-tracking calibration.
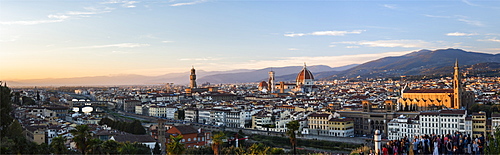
[381,132,487,155]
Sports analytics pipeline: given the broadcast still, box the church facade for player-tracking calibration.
[398,61,474,111]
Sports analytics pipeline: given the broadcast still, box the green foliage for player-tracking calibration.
[468,103,500,117]
[485,127,500,154]
[185,146,213,154]
[221,146,245,155]
[286,120,300,154]
[102,140,121,154]
[50,136,68,154]
[247,143,271,155]
[69,124,92,154]
[211,131,226,155]
[0,82,13,139]
[166,135,185,155]
[270,147,285,154]
[21,96,36,105]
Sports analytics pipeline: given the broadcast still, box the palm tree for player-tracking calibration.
[166,135,185,155]
[102,140,120,155]
[118,142,137,154]
[50,136,67,154]
[86,138,104,154]
[247,143,270,155]
[286,120,300,154]
[211,132,226,155]
[69,124,92,154]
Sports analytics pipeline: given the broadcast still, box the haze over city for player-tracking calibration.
[1,0,500,81]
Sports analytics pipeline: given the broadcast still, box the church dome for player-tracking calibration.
[258,81,268,88]
[296,65,314,82]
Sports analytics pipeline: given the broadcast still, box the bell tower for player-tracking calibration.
[190,66,197,89]
[453,59,461,109]
[268,70,275,93]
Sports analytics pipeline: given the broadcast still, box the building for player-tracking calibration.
[472,111,487,138]
[166,125,210,148]
[398,61,474,111]
[25,126,46,144]
[387,115,420,140]
[124,100,141,113]
[492,113,500,136]
[327,117,354,137]
[111,134,156,149]
[419,109,468,136]
[295,63,315,93]
[306,113,332,135]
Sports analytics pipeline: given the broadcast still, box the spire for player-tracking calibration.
[304,62,307,68]
[455,59,458,68]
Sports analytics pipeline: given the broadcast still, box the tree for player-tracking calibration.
[86,138,104,154]
[118,142,137,154]
[247,143,270,155]
[102,140,120,154]
[69,124,92,154]
[166,135,185,155]
[131,120,146,135]
[153,142,162,155]
[486,127,500,154]
[211,132,226,155]
[286,120,300,155]
[50,136,67,154]
[0,82,13,139]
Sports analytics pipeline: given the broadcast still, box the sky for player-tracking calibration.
[1,0,500,80]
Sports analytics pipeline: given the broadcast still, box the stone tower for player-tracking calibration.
[268,70,275,93]
[453,59,461,109]
[190,66,197,89]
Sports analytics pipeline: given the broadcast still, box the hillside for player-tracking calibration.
[326,48,500,80]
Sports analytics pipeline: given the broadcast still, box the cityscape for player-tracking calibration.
[2,0,500,155]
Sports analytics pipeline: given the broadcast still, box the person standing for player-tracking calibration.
[433,139,439,155]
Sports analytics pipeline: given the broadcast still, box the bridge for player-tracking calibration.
[70,100,110,113]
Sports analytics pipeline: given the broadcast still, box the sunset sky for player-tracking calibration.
[1,0,500,80]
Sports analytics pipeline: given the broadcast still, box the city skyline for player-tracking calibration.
[1,0,500,80]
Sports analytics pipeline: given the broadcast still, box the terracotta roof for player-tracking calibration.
[296,65,314,82]
[308,113,330,117]
[404,89,453,93]
[171,125,198,135]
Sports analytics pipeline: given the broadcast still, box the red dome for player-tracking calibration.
[296,66,314,82]
[258,81,268,88]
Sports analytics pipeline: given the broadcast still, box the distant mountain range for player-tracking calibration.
[7,64,357,86]
[7,48,500,86]
[325,48,500,80]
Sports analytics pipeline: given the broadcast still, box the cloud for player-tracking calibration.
[79,43,150,48]
[446,32,478,36]
[179,57,221,61]
[1,6,115,25]
[478,38,500,43]
[284,30,365,37]
[170,0,208,6]
[203,51,415,71]
[0,19,64,25]
[383,4,397,9]
[101,0,139,8]
[346,46,359,48]
[423,14,484,27]
[462,0,479,6]
[288,48,299,51]
[458,18,483,26]
[67,7,114,15]
[332,40,433,48]
[162,41,174,43]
